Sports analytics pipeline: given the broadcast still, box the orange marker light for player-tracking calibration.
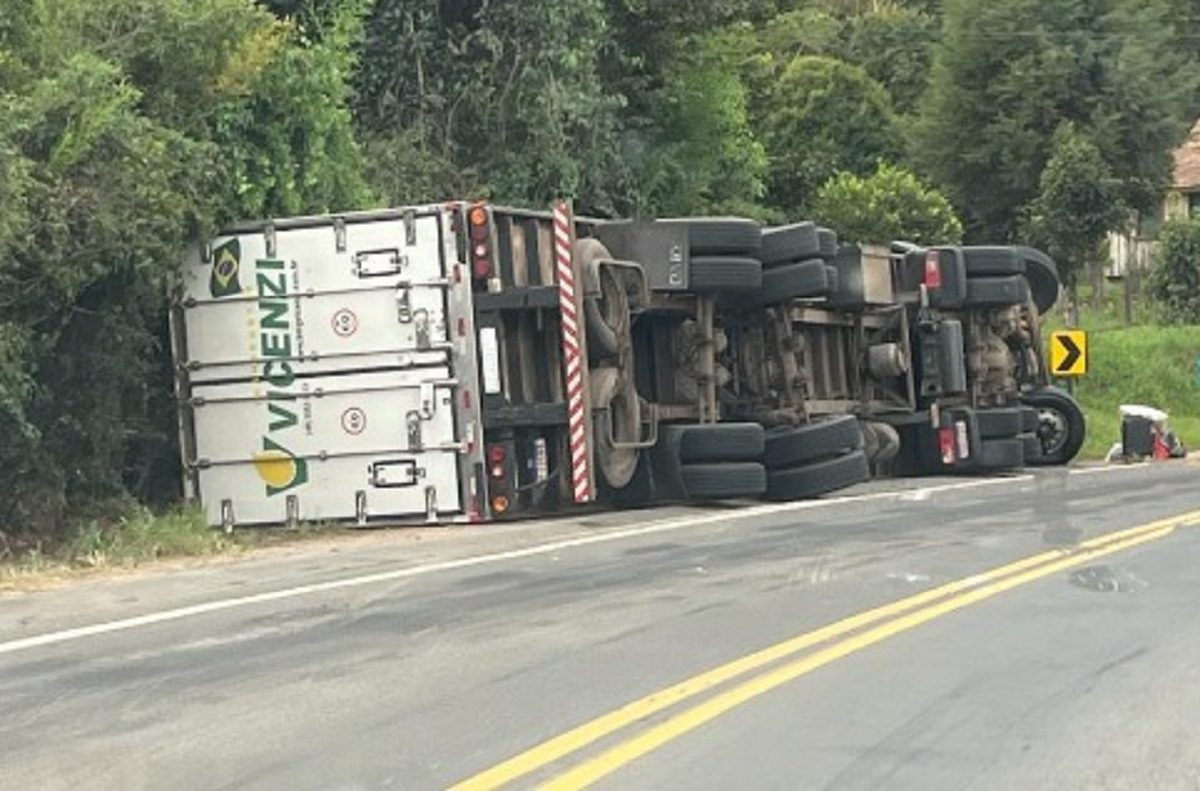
[491,495,510,514]
[469,206,488,227]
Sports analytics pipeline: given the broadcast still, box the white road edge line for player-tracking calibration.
[0,465,1152,656]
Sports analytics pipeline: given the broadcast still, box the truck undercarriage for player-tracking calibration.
[172,203,1082,528]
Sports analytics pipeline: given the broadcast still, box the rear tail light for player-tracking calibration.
[924,251,942,289]
[938,426,956,465]
[469,203,492,279]
[487,446,506,482]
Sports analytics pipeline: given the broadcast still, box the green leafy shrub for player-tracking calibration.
[811,163,963,245]
[1147,219,1200,323]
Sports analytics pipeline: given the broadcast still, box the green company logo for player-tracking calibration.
[209,239,243,298]
[252,258,309,496]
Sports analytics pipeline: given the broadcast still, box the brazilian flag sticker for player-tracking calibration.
[209,239,243,298]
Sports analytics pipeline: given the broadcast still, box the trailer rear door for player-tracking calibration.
[174,208,482,527]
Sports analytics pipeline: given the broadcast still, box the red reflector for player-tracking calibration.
[938,426,956,465]
[457,318,467,337]
[470,224,489,242]
[473,257,491,279]
[924,251,942,289]
[462,390,472,410]
[488,445,506,464]
[453,264,462,284]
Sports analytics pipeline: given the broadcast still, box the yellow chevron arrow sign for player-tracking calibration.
[1050,329,1087,376]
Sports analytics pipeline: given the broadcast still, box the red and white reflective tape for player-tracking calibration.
[554,202,592,503]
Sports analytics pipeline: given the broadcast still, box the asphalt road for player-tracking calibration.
[3,463,1200,790]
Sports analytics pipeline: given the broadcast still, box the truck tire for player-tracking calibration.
[592,367,641,489]
[766,450,870,501]
[963,247,1024,276]
[1016,246,1061,314]
[976,407,1024,439]
[1020,433,1044,464]
[817,227,838,259]
[689,256,763,295]
[976,437,1024,470]
[608,452,658,506]
[1021,385,1086,465]
[964,275,1029,308]
[762,259,829,304]
[759,222,820,265]
[665,423,765,463]
[660,218,762,255]
[682,462,767,500]
[764,416,864,469]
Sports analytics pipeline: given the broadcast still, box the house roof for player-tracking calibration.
[1172,118,1200,191]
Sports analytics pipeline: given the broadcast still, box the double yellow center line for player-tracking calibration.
[452,508,1200,790]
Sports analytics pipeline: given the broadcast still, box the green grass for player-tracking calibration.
[1,505,343,586]
[1053,321,1200,459]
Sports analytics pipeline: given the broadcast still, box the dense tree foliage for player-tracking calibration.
[758,55,900,214]
[1022,124,1125,290]
[913,0,1196,241]
[842,4,938,110]
[2,0,1195,539]
[354,0,629,213]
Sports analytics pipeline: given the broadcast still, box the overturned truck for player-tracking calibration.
[172,203,1084,528]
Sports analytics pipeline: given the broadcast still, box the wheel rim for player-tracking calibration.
[1037,407,1068,457]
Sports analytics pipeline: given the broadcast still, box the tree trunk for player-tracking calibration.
[1068,272,1079,327]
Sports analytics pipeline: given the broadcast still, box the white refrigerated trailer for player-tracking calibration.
[173,202,1081,528]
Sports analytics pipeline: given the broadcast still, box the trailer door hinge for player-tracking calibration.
[424,486,438,523]
[419,382,435,419]
[404,209,418,246]
[414,308,431,349]
[407,410,424,451]
[334,217,347,252]
[396,285,413,323]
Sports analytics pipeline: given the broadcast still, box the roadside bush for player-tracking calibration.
[811,163,963,245]
[0,0,370,542]
[1147,218,1200,323]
